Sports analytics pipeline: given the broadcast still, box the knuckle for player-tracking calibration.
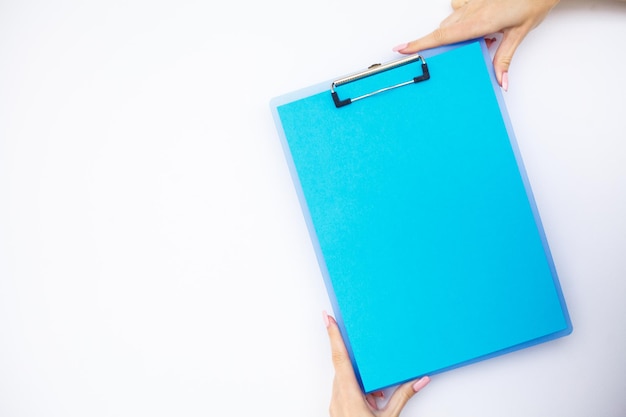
[432,28,447,43]
[389,388,413,415]
[331,350,349,367]
[399,387,413,403]
[498,56,513,68]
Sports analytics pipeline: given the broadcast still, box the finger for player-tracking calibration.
[324,312,357,379]
[394,19,492,54]
[411,376,431,393]
[492,28,526,88]
[382,376,431,417]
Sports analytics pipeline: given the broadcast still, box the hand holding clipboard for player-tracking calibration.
[393,0,561,90]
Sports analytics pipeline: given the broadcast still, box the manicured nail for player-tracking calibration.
[322,310,330,328]
[502,71,509,92]
[412,376,431,392]
[393,43,408,52]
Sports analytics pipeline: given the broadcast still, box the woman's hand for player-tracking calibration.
[393,0,560,90]
[324,311,430,417]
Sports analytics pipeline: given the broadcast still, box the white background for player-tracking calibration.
[1,0,625,416]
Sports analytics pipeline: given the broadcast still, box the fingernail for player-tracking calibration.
[412,376,431,392]
[502,71,509,92]
[322,310,330,328]
[392,43,408,52]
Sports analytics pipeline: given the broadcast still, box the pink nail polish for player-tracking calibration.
[502,71,509,92]
[322,310,330,328]
[412,376,431,392]
[392,43,408,52]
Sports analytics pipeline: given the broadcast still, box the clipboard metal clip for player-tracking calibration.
[331,54,430,108]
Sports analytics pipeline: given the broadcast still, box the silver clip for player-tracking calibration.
[331,55,430,108]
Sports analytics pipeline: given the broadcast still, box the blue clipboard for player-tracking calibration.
[270,39,572,393]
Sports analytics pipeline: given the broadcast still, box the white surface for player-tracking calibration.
[0,1,625,416]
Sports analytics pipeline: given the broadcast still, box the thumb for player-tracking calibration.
[382,376,431,417]
[324,312,357,379]
[492,28,525,90]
